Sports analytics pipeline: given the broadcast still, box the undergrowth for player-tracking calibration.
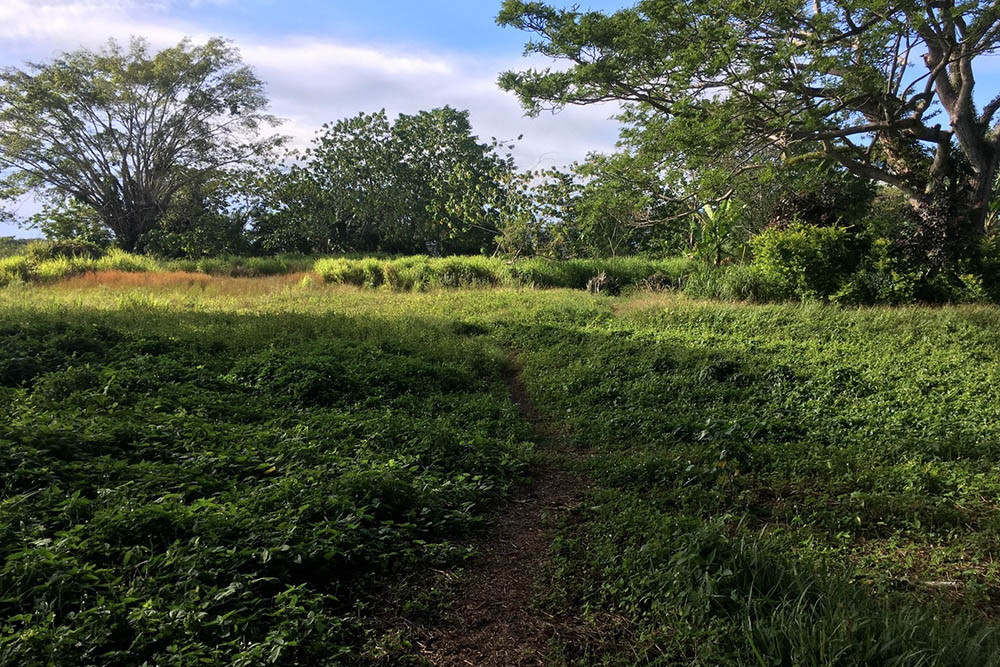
[0,290,531,665]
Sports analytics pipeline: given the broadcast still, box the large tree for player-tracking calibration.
[251,107,515,254]
[0,37,281,251]
[498,0,1000,265]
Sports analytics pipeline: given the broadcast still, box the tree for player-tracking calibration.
[251,107,516,254]
[498,0,1000,266]
[519,153,679,257]
[0,37,282,251]
[142,174,252,258]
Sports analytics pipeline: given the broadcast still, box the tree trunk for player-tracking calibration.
[101,207,159,253]
[902,177,988,271]
[969,159,998,238]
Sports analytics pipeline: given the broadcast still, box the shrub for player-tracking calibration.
[832,238,922,305]
[750,223,865,300]
[980,234,1000,301]
[0,256,35,286]
[26,239,105,262]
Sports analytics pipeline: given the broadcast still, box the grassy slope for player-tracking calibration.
[3,279,1000,664]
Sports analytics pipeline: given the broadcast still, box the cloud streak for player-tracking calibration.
[0,1,620,163]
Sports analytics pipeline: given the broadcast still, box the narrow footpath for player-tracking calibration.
[417,363,592,666]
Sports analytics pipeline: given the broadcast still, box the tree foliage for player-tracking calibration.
[501,152,680,258]
[29,198,113,248]
[250,107,516,255]
[142,174,251,258]
[0,37,281,251]
[498,0,1000,265]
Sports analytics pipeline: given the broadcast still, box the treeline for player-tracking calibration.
[23,102,687,261]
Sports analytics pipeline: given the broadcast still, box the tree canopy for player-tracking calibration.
[498,0,1000,265]
[250,107,516,255]
[0,37,282,251]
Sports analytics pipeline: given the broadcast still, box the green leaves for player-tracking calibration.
[498,0,1000,249]
[0,302,530,665]
[249,107,515,255]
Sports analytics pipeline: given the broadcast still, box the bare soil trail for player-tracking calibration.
[417,362,593,666]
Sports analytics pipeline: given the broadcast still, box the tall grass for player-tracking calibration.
[0,251,320,287]
[0,255,35,285]
[4,248,696,294]
[315,255,693,291]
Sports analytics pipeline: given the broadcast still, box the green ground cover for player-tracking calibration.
[3,279,1000,665]
[0,285,532,665]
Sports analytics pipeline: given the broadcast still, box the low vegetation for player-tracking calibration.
[315,255,691,292]
[0,245,694,293]
[0,281,531,665]
[505,294,1000,664]
[3,277,1000,664]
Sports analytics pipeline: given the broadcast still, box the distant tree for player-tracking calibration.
[0,37,282,251]
[251,108,515,254]
[516,153,679,258]
[0,236,30,258]
[498,0,1000,267]
[142,174,251,258]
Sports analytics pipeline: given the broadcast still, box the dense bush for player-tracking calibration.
[749,223,866,299]
[316,255,693,292]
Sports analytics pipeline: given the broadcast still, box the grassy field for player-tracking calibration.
[3,274,1000,665]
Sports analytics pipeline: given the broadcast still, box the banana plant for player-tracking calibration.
[690,200,744,266]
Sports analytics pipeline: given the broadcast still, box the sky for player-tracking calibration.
[0,0,630,237]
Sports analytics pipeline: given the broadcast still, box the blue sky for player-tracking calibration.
[164,1,622,54]
[0,1,998,238]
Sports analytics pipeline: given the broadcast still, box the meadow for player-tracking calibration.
[3,273,1000,665]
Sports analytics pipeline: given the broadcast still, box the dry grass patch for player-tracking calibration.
[53,270,323,295]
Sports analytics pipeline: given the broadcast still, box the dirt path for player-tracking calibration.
[416,363,591,666]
